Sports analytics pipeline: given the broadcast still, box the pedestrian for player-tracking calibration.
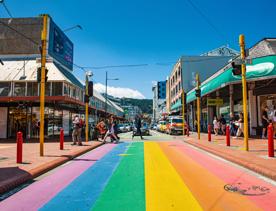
[72,115,82,146]
[132,115,144,140]
[235,112,244,138]
[229,112,237,136]
[103,115,119,143]
[220,114,226,135]
[213,116,219,136]
[261,106,270,139]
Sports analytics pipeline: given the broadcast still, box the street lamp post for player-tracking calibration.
[105,71,119,119]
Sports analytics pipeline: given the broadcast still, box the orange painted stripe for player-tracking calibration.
[159,142,261,211]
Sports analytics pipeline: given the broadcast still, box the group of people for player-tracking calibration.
[213,106,276,139]
[96,115,120,144]
[213,113,244,138]
[212,114,227,136]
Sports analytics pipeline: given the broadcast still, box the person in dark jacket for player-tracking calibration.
[132,115,144,140]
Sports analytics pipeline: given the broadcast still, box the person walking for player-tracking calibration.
[72,115,82,145]
[220,114,226,135]
[213,116,219,136]
[262,106,270,139]
[132,115,144,140]
[103,116,119,143]
[235,112,244,138]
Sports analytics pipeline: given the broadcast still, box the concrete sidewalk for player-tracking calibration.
[181,132,276,181]
[0,140,104,194]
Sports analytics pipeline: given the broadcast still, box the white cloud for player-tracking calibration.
[94,83,145,99]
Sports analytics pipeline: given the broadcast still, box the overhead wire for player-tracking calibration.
[186,0,228,45]
[1,1,13,18]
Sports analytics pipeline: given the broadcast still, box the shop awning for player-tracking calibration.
[171,99,182,111]
[186,55,276,103]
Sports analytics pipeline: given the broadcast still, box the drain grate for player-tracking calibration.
[0,157,8,162]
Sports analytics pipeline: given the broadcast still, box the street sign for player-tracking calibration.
[233,59,253,65]
[207,98,223,106]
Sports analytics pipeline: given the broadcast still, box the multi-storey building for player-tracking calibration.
[167,46,239,115]
[152,81,167,122]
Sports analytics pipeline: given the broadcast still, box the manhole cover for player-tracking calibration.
[224,183,270,196]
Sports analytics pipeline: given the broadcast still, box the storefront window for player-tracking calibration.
[0,82,11,96]
[14,82,26,96]
[52,82,63,96]
[27,82,38,96]
[46,82,51,96]
[64,83,69,96]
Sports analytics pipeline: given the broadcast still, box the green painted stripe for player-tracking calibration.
[91,142,145,211]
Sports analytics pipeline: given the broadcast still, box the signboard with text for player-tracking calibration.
[207,98,223,106]
[48,18,74,70]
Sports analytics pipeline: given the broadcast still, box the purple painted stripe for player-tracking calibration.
[0,144,115,211]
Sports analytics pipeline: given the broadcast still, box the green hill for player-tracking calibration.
[120,98,153,114]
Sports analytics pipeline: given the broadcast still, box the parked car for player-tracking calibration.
[166,116,186,135]
[118,124,127,133]
[125,124,131,132]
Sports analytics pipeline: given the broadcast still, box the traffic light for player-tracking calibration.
[88,81,93,97]
[37,67,41,83]
[183,92,187,104]
[195,89,201,98]
[37,67,48,83]
[231,62,242,76]
[84,95,90,103]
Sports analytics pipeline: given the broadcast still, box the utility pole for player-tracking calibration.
[240,34,249,151]
[182,89,185,136]
[196,73,201,140]
[39,14,48,156]
[85,74,89,142]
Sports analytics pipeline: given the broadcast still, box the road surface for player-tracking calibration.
[0,131,276,210]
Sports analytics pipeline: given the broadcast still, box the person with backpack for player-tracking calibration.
[78,117,84,145]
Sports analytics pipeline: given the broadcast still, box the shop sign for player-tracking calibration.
[207,98,223,106]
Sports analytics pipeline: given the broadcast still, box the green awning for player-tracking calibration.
[171,99,182,111]
[186,55,276,103]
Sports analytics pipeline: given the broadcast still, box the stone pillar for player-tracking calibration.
[216,90,220,116]
[248,82,257,135]
[229,84,234,115]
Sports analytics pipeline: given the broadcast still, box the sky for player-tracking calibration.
[1,0,276,99]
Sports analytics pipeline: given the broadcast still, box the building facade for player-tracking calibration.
[0,16,124,139]
[167,46,238,115]
[152,81,167,122]
[186,38,276,136]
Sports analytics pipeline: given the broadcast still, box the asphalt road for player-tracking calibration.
[0,131,276,210]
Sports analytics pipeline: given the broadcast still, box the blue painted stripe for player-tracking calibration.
[40,143,128,211]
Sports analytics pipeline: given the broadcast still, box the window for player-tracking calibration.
[0,82,11,96]
[52,82,63,96]
[63,83,69,96]
[14,82,26,96]
[27,82,38,96]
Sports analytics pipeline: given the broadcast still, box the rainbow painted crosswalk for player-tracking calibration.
[1,141,276,211]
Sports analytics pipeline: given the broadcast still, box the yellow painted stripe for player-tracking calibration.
[144,142,202,211]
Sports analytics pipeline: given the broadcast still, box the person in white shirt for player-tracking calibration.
[213,116,220,136]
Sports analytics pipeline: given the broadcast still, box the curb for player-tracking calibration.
[0,141,104,195]
[184,140,276,181]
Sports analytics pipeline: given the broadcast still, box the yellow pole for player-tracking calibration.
[39,14,48,156]
[196,73,200,140]
[240,34,249,151]
[85,74,89,142]
[182,89,185,136]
